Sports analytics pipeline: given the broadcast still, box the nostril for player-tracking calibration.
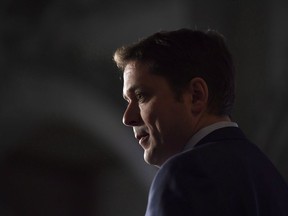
[122,108,133,126]
[123,115,138,126]
[122,103,141,126]
[122,116,129,126]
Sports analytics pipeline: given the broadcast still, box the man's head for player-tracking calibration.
[114,29,235,116]
[114,29,235,166]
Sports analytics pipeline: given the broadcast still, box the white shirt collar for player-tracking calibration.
[183,121,238,151]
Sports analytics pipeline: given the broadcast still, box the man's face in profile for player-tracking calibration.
[122,61,194,166]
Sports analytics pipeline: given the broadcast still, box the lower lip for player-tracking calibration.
[139,135,149,148]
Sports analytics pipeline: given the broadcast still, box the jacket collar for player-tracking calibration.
[195,126,247,148]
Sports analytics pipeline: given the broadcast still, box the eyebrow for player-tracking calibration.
[122,85,137,101]
[123,85,146,101]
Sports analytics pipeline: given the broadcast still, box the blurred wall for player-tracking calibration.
[0,0,287,215]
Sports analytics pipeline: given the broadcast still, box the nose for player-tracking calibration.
[122,102,141,126]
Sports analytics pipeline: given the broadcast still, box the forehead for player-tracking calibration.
[123,61,151,78]
[122,61,168,96]
[123,61,153,87]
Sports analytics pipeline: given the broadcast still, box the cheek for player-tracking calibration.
[139,100,156,120]
[140,105,157,127]
[140,100,185,136]
[145,110,172,137]
[140,103,164,131]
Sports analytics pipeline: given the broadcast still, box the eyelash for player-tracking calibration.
[135,92,147,102]
[136,93,144,100]
[123,91,149,104]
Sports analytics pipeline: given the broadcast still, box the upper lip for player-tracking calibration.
[134,128,149,140]
[135,133,149,140]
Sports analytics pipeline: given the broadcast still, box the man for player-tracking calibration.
[113,29,288,216]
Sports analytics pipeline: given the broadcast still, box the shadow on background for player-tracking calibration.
[1,120,147,215]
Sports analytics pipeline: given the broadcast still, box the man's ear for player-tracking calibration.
[188,77,209,114]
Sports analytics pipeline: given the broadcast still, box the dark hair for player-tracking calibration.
[113,28,235,116]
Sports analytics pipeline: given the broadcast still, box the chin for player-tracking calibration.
[143,152,153,165]
[144,151,157,166]
[144,152,164,168]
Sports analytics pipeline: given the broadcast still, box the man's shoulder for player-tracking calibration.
[155,135,271,187]
[161,126,260,172]
[148,127,288,216]
[162,136,251,171]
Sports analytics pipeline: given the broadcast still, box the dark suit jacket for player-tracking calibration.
[145,127,288,216]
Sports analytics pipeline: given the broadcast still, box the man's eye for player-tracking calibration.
[136,93,144,100]
[135,92,148,102]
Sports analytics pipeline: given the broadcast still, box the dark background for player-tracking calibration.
[0,0,287,215]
